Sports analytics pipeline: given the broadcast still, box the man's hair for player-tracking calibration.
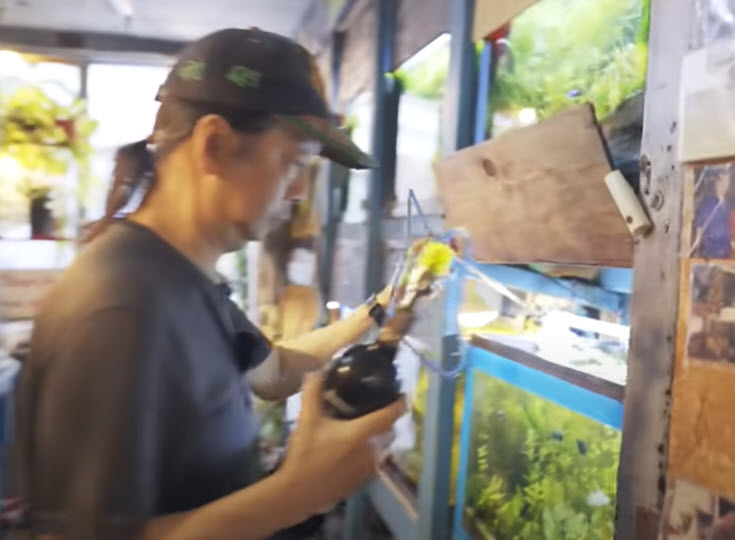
[83,98,276,243]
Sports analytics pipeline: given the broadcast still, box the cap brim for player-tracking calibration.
[277,115,377,170]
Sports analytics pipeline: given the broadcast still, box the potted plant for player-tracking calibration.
[0,86,97,238]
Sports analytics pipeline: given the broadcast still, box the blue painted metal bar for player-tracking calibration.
[472,262,629,316]
[452,356,476,540]
[599,267,634,294]
[444,262,465,337]
[415,0,478,535]
[366,474,418,540]
[467,346,625,429]
[415,263,466,539]
[442,0,478,155]
[456,526,475,540]
[474,41,493,145]
[364,0,397,296]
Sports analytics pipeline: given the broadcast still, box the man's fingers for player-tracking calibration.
[348,396,407,439]
[298,373,325,430]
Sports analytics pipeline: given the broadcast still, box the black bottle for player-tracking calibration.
[322,341,401,419]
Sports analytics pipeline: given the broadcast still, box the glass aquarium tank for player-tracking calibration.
[388,268,629,503]
[487,0,649,182]
[489,0,650,134]
[459,358,622,540]
[458,275,629,386]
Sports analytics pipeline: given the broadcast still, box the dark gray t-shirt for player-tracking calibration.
[13,221,271,539]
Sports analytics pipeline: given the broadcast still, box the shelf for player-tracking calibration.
[470,262,630,316]
[470,335,625,402]
[366,465,418,540]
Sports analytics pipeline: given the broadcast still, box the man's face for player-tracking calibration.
[193,118,319,250]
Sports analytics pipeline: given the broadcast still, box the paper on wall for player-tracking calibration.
[679,39,735,162]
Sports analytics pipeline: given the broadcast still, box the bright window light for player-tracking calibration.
[518,107,538,125]
[458,310,500,329]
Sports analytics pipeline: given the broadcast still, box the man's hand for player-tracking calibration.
[277,374,406,517]
[378,309,414,345]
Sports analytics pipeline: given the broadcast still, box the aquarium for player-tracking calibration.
[389,269,628,502]
[489,0,650,136]
[455,346,623,540]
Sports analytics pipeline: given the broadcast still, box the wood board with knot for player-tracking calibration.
[434,103,634,267]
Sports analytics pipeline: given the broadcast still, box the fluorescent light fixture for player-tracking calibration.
[326,301,341,310]
[0,50,26,77]
[107,0,134,17]
[0,154,22,180]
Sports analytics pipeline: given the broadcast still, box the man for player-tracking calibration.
[13,28,407,540]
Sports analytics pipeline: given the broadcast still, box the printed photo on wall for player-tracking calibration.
[690,164,735,259]
[686,263,735,365]
[659,478,735,540]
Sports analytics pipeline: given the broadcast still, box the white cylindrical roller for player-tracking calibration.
[604,170,653,238]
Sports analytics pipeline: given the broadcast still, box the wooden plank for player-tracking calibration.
[394,0,449,68]
[336,0,375,108]
[614,0,694,538]
[470,335,626,402]
[473,0,540,41]
[333,0,453,106]
[434,103,634,267]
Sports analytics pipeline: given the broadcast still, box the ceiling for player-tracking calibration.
[0,0,313,42]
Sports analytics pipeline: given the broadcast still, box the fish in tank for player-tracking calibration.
[461,372,621,540]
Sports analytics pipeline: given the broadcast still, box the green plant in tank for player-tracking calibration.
[464,375,620,540]
[491,0,650,122]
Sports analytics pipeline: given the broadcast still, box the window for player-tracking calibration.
[0,51,80,105]
[85,63,171,219]
[393,33,449,217]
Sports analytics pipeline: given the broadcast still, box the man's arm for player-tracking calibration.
[248,283,398,401]
[248,299,415,402]
[247,302,376,400]
[38,471,309,540]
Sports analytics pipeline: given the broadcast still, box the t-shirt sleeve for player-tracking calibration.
[225,300,272,371]
[28,308,169,539]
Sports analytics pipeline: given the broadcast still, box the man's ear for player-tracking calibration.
[190,114,235,177]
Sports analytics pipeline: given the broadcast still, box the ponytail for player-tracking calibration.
[82,138,154,244]
[81,97,277,244]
